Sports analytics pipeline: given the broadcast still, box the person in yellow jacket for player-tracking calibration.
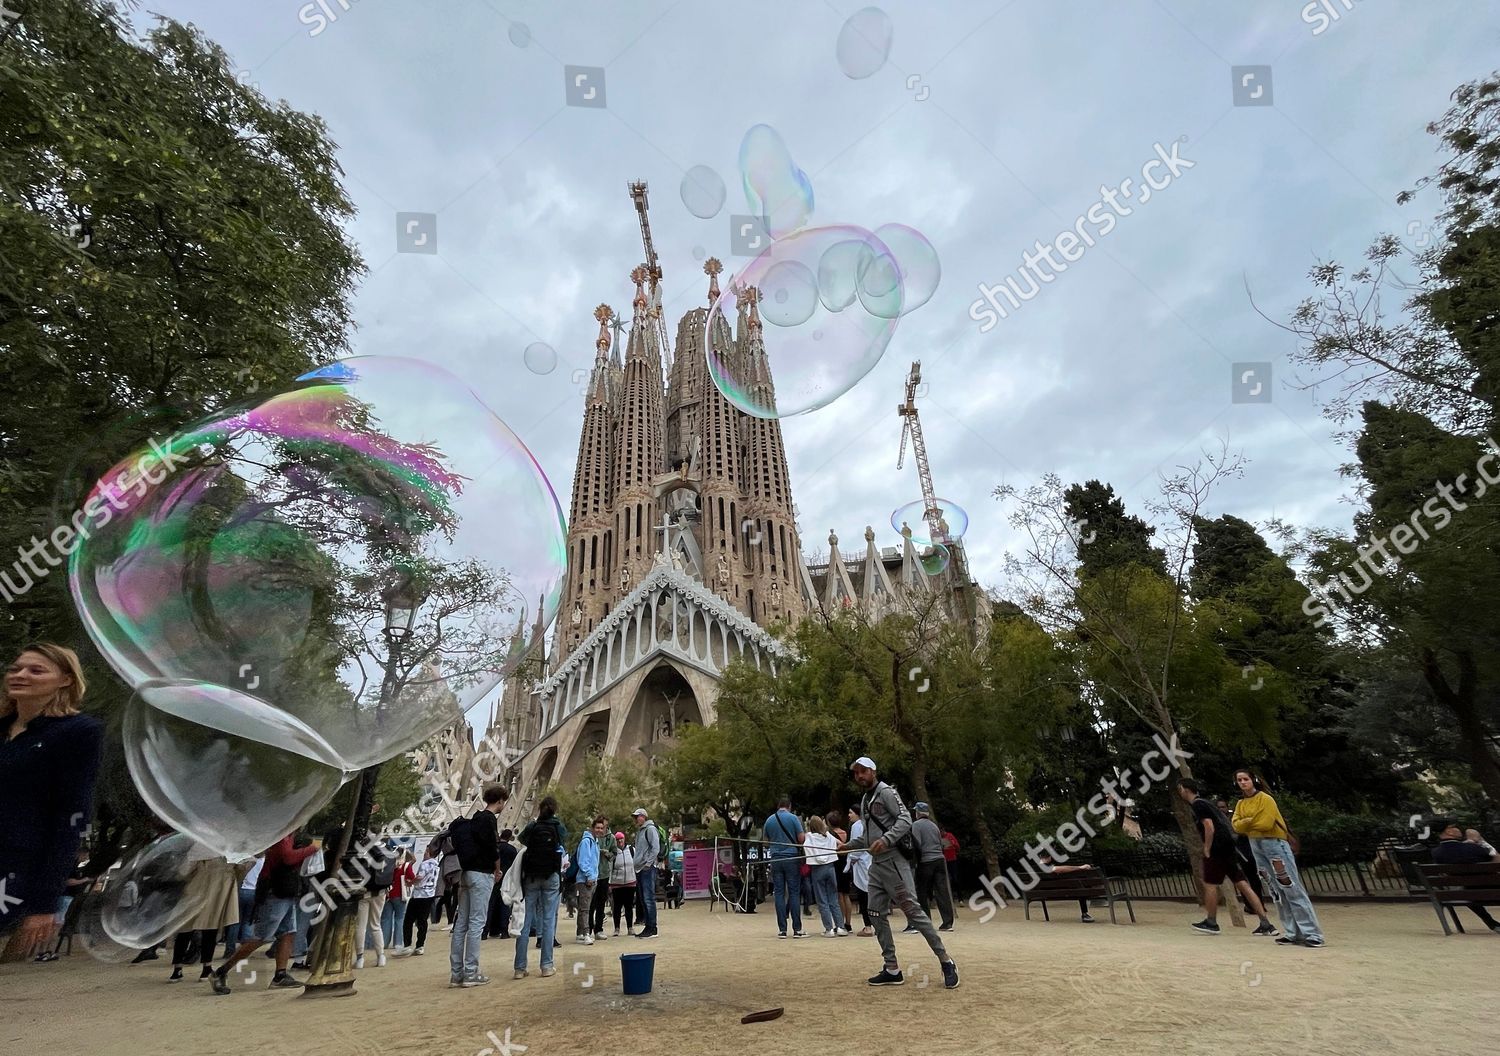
[1230,770,1324,947]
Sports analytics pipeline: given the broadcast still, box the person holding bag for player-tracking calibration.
[1230,769,1325,948]
[763,796,806,938]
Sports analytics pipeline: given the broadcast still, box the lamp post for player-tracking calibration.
[302,572,422,998]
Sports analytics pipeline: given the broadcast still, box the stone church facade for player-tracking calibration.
[488,244,981,826]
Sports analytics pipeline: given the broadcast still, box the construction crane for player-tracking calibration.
[627,181,674,374]
[896,360,947,546]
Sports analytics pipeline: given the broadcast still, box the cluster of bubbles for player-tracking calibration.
[703,125,942,419]
[69,356,566,858]
[836,7,893,80]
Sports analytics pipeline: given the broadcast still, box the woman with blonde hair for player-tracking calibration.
[804,816,845,937]
[1,643,105,961]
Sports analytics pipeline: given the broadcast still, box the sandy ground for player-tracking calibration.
[2,899,1497,1056]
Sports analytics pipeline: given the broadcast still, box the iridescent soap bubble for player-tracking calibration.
[680,165,727,219]
[891,499,970,546]
[836,7,893,80]
[523,341,557,375]
[873,223,941,316]
[706,225,901,418]
[70,356,567,853]
[920,543,951,576]
[100,833,216,949]
[125,680,349,857]
[508,22,531,47]
[740,124,814,239]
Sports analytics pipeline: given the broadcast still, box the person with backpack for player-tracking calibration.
[208,829,320,995]
[763,796,807,938]
[573,816,605,945]
[630,808,661,939]
[354,839,397,969]
[837,758,959,990]
[449,785,508,988]
[513,796,568,978]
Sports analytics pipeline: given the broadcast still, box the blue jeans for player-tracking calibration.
[770,858,803,934]
[381,897,407,948]
[449,871,494,982]
[224,887,257,949]
[811,863,841,932]
[514,873,561,972]
[637,866,658,932]
[1249,837,1323,942]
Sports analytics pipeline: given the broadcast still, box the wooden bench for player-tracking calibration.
[1022,866,1135,924]
[1416,862,1500,935]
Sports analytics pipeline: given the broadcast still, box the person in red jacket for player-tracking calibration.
[940,827,961,899]
[209,831,319,994]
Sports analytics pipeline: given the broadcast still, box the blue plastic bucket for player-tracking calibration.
[620,952,655,995]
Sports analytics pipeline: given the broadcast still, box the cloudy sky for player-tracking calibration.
[139,0,1496,594]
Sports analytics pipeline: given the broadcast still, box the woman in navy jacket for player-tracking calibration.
[1,643,104,960]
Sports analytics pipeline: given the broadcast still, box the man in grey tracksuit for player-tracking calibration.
[838,756,959,990]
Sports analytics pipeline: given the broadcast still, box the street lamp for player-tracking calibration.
[302,569,425,998]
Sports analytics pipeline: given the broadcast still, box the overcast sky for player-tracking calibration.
[139,0,1497,596]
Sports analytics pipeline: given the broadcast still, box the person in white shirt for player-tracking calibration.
[845,806,874,936]
[400,846,442,955]
[804,816,846,936]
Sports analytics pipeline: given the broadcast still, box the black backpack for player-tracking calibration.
[521,818,562,879]
[267,859,302,899]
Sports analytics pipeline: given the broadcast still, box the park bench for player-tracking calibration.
[1022,866,1135,924]
[1415,862,1500,935]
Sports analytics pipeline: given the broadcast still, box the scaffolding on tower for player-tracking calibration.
[628,181,674,375]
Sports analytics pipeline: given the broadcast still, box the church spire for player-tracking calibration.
[704,257,722,305]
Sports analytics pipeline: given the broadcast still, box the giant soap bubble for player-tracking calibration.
[70,356,566,856]
[740,124,814,239]
[891,498,969,546]
[99,833,217,949]
[706,225,902,418]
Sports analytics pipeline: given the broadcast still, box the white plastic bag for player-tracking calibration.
[300,849,325,877]
[501,847,525,908]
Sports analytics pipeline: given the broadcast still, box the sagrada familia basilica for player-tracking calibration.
[413,186,985,825]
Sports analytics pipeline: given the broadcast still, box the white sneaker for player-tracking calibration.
[376,954,387,967]
[413,946,425,956]
[575,935,589,944]
[584,935,595,946]
[613,927,620,937]
[355,955,365,969]
[823,929,835,937]
[596,931,608,941]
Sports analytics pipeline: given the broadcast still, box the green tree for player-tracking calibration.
[0,0,362,854]
[545,755,657,850]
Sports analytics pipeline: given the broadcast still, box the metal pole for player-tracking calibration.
[301,640,401,998]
